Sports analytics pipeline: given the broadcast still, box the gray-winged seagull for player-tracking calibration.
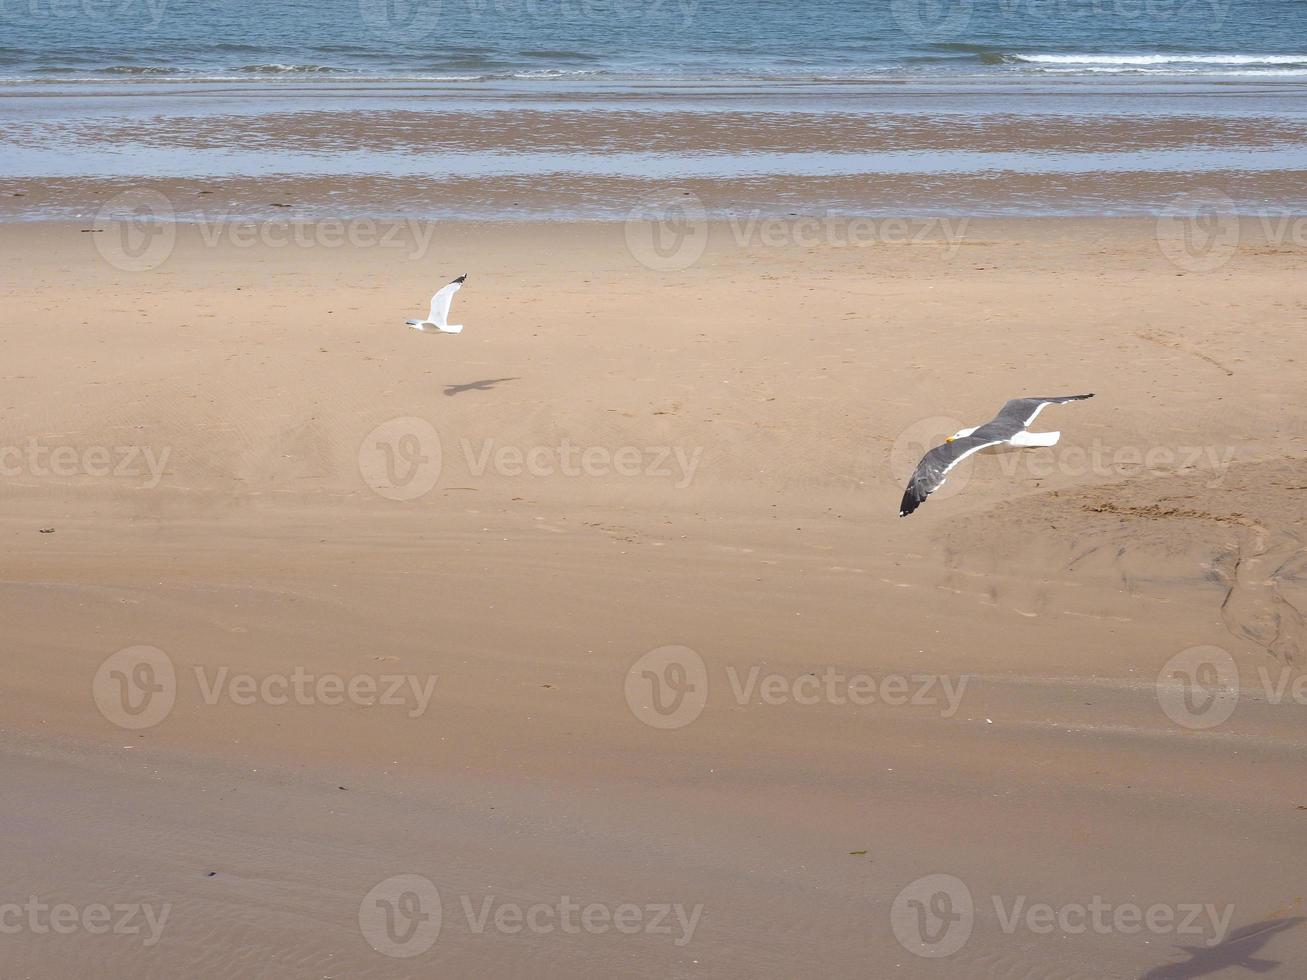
[899,394,1094,517]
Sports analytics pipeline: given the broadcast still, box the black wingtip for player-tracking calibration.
[453,273,467,284]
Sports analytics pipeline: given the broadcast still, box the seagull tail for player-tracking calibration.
[1012,429,1059,448]
[438,324,464,334]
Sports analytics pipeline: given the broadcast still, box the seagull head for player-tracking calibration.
[946,426,978,443]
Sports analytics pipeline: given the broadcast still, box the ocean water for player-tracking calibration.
[4,0,1307,219]
[3,0,1307,81]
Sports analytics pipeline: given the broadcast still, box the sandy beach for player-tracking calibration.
[2,214,1305,977]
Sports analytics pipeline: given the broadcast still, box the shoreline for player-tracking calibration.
[6,76,1307,219]
[8,177,1307,222]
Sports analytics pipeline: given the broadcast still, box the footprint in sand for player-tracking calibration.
[1220,524,1306,664]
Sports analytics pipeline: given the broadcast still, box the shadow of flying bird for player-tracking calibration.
[1139,916,1304,979]
[444,377,520,397]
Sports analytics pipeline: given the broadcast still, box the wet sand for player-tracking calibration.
[6,78,1307,218]
[2,217,1306,976]
[10,170,1307,224]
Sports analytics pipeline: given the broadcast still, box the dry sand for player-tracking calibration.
[2,217,1306,977]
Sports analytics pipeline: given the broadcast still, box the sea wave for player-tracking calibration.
[4,52,1307,85]
[0,66,611,84]
[97,65,185,75]
[1034,66,1307,77]
[1011,53,1307,66]
[233,64,351,74]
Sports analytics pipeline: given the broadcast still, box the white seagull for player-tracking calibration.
[406,274,467,334]
[899,394,1094,517]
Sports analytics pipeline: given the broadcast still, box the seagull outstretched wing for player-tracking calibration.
[994,393,1094,429]
[427,274,467,328]
[899,435,1002,517]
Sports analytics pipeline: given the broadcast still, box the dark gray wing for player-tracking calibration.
[993,393,1094,429]
[899,436,1002,517]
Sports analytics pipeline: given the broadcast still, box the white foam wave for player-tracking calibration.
[1014,53,1307,66]
[1035,66,1307,77]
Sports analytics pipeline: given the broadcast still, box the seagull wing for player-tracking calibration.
[994,393,1094,428]
[899,436,1003,517]
[427,276,465,327]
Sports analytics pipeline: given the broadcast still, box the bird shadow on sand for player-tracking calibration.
[444,377,520,397]
[1139,916,1304,979]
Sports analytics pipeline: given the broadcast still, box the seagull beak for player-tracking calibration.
[945,436,954,443]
